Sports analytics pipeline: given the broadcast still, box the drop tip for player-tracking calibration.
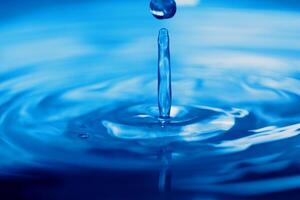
[158,28,169,46]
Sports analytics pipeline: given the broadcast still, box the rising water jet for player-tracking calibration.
[158,28,172,120]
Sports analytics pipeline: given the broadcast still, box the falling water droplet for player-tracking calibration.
[150,0,177,19]
[158,28,172,119]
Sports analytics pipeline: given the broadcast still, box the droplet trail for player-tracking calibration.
[150,0,177,19]
[158,28,172,119]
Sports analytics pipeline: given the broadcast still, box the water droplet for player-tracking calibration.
[150,0,177,19]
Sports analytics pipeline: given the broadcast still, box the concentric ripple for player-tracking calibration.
[102,105,234,141]
[0,0,300,197]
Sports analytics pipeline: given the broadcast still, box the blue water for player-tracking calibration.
[150,0,177,19]
[1,0,300,199]
[158,28,172,118]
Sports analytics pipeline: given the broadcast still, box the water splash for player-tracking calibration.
[158,28,172,119]
[0,1,300,198]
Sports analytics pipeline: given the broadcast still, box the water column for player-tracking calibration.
[158,28,172,119]
[150,0,177,192]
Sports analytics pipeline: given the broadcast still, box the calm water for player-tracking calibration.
[1,0,300,199]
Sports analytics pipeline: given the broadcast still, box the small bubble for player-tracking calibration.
[79,133,89,139]
[229,108,249,118]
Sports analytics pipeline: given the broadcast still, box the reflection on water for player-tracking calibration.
[1,0,300,198]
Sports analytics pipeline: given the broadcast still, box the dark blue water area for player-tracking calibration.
[1,0,300,199]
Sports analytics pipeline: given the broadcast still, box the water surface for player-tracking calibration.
[1,0,300,199]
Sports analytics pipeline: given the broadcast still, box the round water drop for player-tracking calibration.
[150,0,177,19]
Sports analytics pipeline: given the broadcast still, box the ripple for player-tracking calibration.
[214,123,300,153]
[0,1,300,197]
